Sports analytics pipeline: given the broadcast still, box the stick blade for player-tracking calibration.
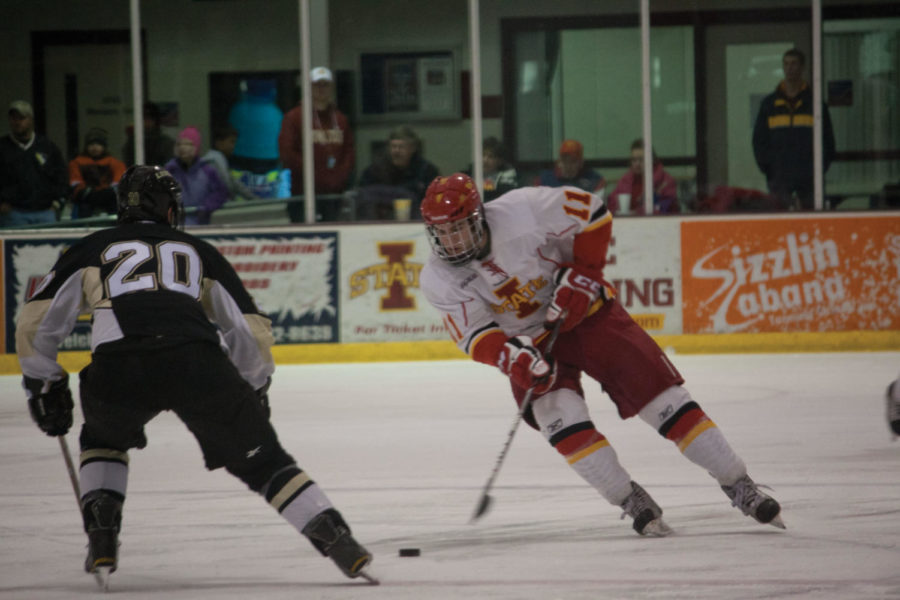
[470,493,493,523]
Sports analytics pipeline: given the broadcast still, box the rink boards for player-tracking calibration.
[1,211,898,373]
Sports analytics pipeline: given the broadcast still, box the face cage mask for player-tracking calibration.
[426,211,487,266]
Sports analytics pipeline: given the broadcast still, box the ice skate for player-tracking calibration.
[887,382,900,441]
[81,491,122,589]
[620,481,672,537]
[302,509,376,583]
[721,474,785,529]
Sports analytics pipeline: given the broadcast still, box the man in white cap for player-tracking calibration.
[278,66,355,222]
[0,100,68,226]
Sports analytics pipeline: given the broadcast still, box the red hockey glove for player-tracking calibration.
[545,265,610,332]
[498,336,557,394]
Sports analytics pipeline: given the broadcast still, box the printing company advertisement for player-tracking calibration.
[204,233,339,344]
[4,238,87,353]
[2,231,340,352]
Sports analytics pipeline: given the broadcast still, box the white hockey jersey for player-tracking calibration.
[420,185,611,359]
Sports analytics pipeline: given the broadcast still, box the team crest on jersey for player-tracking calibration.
[489,276,548,317]
[348,241,423,310]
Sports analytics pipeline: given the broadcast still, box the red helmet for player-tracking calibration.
[421,174,487,265]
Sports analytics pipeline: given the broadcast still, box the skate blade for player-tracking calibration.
[92,566,112,592]
[643,518,674,537]
[768,514,786,530]
[358,570,380,585]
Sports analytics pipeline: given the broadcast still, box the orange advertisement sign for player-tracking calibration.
[681,216,900,334]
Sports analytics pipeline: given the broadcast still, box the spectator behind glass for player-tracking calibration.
[279,66,355,222]
[122,102,176,167]
[608,138,678,215]
[752,48,836,211]
[68,127,126,219]
[201,125,259,201]
[465,137,518,202]
[0,100,68,227]
[357,124,439,219]
[164,126,228,226]
[535,139,605,193]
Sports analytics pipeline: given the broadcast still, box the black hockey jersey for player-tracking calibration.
[16,222,274,393]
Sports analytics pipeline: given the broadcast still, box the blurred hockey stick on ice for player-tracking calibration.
[58,435,81,509]
[59,436,109,590]
[470,315,565,523]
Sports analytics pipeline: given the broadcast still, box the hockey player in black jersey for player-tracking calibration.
[15,165,374,586]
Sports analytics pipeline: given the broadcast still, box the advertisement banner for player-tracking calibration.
[3,231,339,353]
[681,216,900,333]
[339,223,446,342]
[605,219,682,335]
[204,233,338,344]
[4,238,87,353]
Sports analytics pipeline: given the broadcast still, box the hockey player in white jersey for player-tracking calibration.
[419,173,784,535]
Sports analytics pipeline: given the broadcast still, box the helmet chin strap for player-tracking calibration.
[475,224,492,260]
[167,206,174,226]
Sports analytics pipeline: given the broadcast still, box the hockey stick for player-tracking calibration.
[470,316,565,523]
[58,435,81,509]
[60,435,112,590]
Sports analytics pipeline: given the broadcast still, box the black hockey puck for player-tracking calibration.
[398,548,421,557]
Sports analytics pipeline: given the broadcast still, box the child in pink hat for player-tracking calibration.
[165,126,228,225]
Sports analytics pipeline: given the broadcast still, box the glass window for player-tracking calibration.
[823,17,900,210]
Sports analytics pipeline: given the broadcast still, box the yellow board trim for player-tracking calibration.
[566,439,610,464]
[653,330,900,354]
[0,330,897,376]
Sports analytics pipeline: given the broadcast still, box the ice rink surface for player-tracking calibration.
[1,351,899,600]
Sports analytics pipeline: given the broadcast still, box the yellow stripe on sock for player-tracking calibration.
[566,439,610,464]
[269,472,312,511]
[80,448,129,465]
[677,420,717,452]
[351,554,371,574]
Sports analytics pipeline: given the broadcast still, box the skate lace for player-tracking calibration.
[727,477,772,514]
[620,485,656,521]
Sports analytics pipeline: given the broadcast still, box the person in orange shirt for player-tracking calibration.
[68,128,126,218]
[534,139,605,193]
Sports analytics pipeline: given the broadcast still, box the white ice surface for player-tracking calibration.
[1,351,899,599]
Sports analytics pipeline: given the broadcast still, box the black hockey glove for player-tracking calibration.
[256,377,272,419]
[25,375,74,437]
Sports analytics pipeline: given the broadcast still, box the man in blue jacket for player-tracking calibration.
[752,48,836,211]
